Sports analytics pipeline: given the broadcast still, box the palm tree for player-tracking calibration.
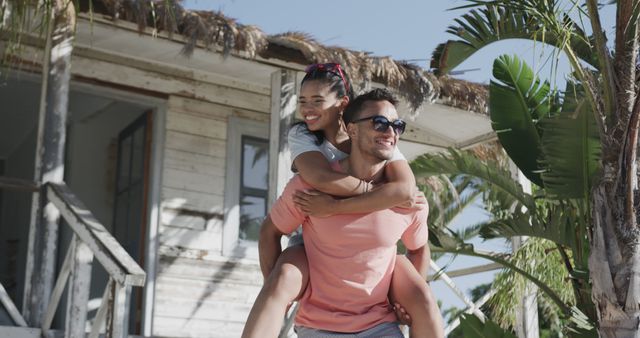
[412,147,596,336]
[431,1,640,336]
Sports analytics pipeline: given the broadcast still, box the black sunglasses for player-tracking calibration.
[351,115,406,135]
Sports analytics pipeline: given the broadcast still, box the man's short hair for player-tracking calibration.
[343,88,399,124]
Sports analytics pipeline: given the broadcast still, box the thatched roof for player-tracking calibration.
[86,0,487,115]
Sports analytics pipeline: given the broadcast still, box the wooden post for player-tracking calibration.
[22,0,76,326]
[268,69,297,209]
[106,282,131,338]
[509,161,539,338]
[64,237,93,338]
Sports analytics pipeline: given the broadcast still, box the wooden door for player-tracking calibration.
[112,111,152,334]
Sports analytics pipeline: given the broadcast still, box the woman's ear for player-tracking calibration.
[340,95,350,110]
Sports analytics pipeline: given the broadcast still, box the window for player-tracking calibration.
[238,136,269,242]
[223,117,269,258]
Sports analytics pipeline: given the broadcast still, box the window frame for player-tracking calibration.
[222,116,269,259]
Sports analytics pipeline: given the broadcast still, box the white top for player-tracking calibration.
[288,124,405,163]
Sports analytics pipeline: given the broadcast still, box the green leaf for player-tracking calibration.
[459,313,517,338]
[431,3,597,75]
[480,200,580,249]
[411,148,536,211]
[539,80,601,199]
[490,54,549,187]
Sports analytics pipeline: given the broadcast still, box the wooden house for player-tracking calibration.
[0,1,493,337]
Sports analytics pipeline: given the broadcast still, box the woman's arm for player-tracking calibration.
[293,152,367,196]
[294,155,419,215]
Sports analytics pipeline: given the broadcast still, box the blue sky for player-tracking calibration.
[182,0,616,319]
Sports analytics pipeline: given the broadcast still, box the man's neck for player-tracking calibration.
[340,151,387,183]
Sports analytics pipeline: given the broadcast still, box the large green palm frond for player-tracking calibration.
[539,80,601,199]
[480,199,581,249]
[431,2,597,75]
[412,149,535,212]
[489,54,552,187]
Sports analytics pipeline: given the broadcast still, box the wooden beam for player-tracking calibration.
[46,183,146,286]
[445,289,497,335]
[23,1,76,325]
[106,283,132,338]
[0,283,27,327]
[42,240,74,331]
[89,279,114,338]
[509,162,539,338]
[0,176,39,192]
[267,69,297,209]
[401,124,456,148]
[64,237,93,338]
[441,263,502,278]
[457,131,498,149]
[430,260,486,320]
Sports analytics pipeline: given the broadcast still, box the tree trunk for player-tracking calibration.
[590,163,640,337]
[22,0,76,326]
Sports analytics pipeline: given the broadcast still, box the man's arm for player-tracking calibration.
[405,244,430,279]
[258,215,285,279]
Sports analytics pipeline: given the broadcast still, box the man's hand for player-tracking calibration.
[397,187,427,210]
[293,190,337,217]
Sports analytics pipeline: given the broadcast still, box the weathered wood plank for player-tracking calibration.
[64,239,93,338]
[152,316,246,338]
[162,168,225,195]
[165,130,226,158]
[46,183,145,286]
[88,279,113,338]
[70,55,271,113]
[154,298,253,322]
[42,240,74,331]
[0,283,27,327]
[233,108,270,123]
[162,187,223,213]
[166,111,227,140]
[0,176,39,192]
[163,148,225,177]
[0,326,44,338]
[168,96,235,120]
[161,207,223,230]
[268,69,296,209]
[156,256,262,285]
[105,283,131,338]
[74,46,271,96]
[158,225,222,252]
[155,276,259,303]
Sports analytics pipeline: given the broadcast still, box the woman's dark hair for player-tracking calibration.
[293,63,354,145]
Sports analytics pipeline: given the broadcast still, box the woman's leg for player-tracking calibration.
[389,255,444,338]
[242,245,309,338]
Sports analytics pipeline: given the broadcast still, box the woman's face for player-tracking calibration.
[298,80,346,132]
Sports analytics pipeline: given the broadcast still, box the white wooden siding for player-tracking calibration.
[155,95,264,338]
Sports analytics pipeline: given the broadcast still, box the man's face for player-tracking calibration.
[349,100,401,161]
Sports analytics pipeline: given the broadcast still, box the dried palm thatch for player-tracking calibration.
[87,0,487,114]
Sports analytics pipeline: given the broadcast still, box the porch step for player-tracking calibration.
[0,326,151,338]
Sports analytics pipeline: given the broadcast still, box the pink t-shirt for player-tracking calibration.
[269,162,429,333]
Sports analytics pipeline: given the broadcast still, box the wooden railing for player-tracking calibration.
[0,177,146,338]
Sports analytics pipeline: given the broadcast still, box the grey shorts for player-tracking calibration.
[295,322,403,338]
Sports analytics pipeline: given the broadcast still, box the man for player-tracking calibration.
[256,88,443,337]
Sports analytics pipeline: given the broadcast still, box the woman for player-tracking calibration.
[242,63,442,338]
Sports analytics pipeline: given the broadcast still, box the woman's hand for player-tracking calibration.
[396,187,427,210]
[293,190,337,217]
[393,302,412,325]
